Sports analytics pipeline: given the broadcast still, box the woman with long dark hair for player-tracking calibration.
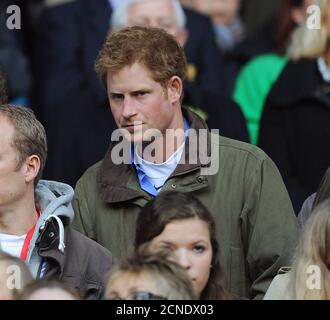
[135,191,232,300]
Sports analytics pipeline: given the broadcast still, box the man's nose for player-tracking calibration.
[176,250,192,270]
[122,96,137,119]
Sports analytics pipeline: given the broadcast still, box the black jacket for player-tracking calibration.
[258,59,330,213]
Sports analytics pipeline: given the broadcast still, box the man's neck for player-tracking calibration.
[0,197,38,236]
[140,115,185,164]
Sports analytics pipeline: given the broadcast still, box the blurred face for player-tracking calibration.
[0,116,27,211]
[190,0,241,24]
[149,218,213,297]
[107,62,182,144]
[290,0,312,25]
[106,271,162,300]
[127,0,187,45]
[26,288,77,300]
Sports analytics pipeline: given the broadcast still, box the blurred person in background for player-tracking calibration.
[264,199,330,300]
[180,0,286,113]
[0,0,31,106]
[181,0,245,53]
[258,0,330,213]
[0,0,65,112]
[34,0,116,187]
[180,0,246,102]
[233,0,309,144]
[240,0,280,38]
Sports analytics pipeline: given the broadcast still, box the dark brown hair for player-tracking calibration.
[135,191,231,300]
[95,26,187,99]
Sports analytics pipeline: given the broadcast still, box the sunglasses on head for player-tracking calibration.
[109,291,168,300]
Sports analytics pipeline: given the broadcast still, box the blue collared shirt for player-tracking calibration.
[131,117,190,197]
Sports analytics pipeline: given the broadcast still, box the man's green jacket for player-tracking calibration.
[73,108,299,299]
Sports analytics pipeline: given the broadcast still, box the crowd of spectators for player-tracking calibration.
[0,0,329,301]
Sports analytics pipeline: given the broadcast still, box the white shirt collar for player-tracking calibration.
[134,141,185,188]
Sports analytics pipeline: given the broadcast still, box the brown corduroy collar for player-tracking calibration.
[98,106,212,204]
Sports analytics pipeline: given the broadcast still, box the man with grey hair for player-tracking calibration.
[0,105,112,299]
[111,0,188,46]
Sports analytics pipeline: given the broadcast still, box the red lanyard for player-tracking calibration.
[20,209,40,261]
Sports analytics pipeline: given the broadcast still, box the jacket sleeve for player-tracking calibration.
[241,154,299,299]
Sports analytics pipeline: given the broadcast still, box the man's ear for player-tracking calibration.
[167,76,183,104]
[23,155,41,184]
